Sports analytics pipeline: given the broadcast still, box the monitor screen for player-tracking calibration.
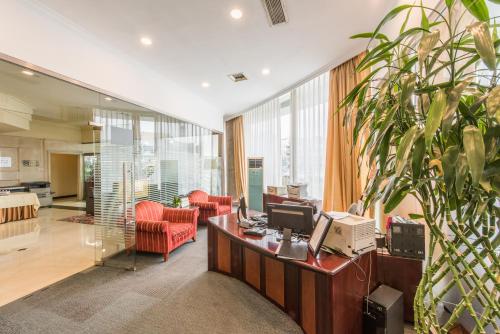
[308,212,333,257]
[266,203,314,235]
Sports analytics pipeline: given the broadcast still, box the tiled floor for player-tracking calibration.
[0,208,95,306]
[52,197,86,210]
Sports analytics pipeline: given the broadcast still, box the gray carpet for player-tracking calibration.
[0,226,303,334]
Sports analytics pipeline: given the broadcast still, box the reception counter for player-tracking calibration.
[207,213,376,334]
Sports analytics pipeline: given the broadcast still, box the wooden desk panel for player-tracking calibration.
[208,213,375,334]
[301,269,316,334]
[244,248,261,290]
[331,251,376,334]
[377,251,422,322]
[265,257,285,307]
[216,231,231,273]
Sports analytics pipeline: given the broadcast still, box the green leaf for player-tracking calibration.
[492,175,500,194]
[396,125,421,177]
[350,32,389,41]
[401,6,414,34]
[378,127,393,171]
[421,3,429,30]
[370,5,413,45]
[357,27,428,71]
[442,80,471,135]
[424,89,447,152]
[442,146,460,190]
[445,0,455,7]
[412,136,426,180]
[479,176,492,191]
[484,126,499,161]
[409,213,425,220]
[460,0,490,21]
[468,22,497,70]
[486,86,500,122]
[384,184,411,213]
[455,153,468,197]
[483,159,500,178]
[418,30,440,68]
[463,125,485,185]
[400,73,416,106]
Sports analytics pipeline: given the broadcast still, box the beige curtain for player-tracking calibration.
[323,53,369,211]
[232,116,247,199]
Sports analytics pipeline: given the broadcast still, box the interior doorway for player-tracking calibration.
[50,153,85,210]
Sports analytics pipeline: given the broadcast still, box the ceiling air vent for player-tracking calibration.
[262,0,288,26]
[228,72,248,82]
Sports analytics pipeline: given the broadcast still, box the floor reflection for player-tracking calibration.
[0,220,40,254]
[0,208,95,306]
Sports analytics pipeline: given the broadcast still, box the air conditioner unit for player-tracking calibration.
[322,213,376,257]
[248,157,263,212]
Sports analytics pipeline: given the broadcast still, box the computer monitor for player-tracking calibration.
[266,203,314,235]
[237,195,247,222]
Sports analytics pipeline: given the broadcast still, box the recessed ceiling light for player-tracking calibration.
[140,36,153,46]
[21,70,34,76]
[262,68,271,76]
[230,8,243,20]
[104,97,113,101]
[201,82,211,88]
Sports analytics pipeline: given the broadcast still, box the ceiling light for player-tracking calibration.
[261,68,271,76]
[230,8,243,20]
[21,70,34,76]
[104,97,113,101]
[201,82,211,88]
[140,36,153,46]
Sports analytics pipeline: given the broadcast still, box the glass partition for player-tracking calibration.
[92,107,222,269]
[93,108,136,269]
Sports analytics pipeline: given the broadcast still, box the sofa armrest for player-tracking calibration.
[208,195,232,206]
[136,220,169,233]
[190,201,218,210]
[163,207,199,225]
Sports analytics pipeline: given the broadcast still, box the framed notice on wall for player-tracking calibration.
[0,157,11,168]
[0,147,18,172]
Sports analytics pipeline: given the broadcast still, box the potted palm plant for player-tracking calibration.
[344,0,499,332]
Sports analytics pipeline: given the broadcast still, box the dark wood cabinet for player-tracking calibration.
[376,251,423,322]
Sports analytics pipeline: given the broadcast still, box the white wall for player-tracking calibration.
[0,126,94,187]
[0,0,223,132]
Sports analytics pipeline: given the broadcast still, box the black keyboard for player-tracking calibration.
[243,227,267,236]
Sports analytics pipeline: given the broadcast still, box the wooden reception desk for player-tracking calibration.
[207,213,376,334]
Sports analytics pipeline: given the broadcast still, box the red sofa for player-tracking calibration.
[135,201,199,261]
[188,190,232,223]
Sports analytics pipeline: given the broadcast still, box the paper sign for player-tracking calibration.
[0,157,12,168]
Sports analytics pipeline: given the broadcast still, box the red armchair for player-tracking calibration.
[188,190,232,223]
[135,201,199,261]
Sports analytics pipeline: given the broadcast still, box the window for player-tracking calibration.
[293,72,329,199]
[243,72,329,199]
[279,93,292,185]
[243,97,282,189]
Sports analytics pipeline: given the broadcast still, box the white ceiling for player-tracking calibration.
[34,0,400,116]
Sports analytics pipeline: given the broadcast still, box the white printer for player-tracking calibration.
[322,212,376,257]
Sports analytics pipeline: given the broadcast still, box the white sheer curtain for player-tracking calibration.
[243,97,282,189]
[293,72,329,199]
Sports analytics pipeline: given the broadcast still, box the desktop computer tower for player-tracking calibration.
[363,285,403,334]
